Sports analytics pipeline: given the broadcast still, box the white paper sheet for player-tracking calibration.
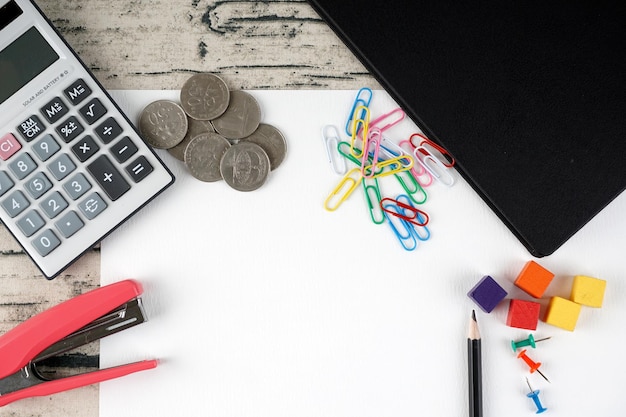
[101,90,626,416]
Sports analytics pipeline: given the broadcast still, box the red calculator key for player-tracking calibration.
[0,133,22,161]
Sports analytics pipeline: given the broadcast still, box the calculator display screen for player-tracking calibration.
[0,26,59,104]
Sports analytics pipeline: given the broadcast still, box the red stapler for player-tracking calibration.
[0,279,157,406]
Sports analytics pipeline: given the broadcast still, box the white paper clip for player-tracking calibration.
[322,125,347,175]
[413,146,455,187]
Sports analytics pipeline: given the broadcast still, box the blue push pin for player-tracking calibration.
[511,333,551,352]
[525,378,548,414]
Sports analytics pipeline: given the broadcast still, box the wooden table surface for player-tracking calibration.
[0,1,378,415]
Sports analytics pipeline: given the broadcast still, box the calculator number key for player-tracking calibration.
[33,134,61,161]
[25,172,52,199]
[63,173,92,200]
[32,229,61,257]
[9,153,37,180]
[48,154,76,181]
[40,191,68,219]
[55,210,84,238]
[87,155,130,201]
[2,190,30,218]
[0,171,15,197]
[17,210,45,237]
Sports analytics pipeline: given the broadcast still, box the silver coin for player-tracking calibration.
[180,73,230,120]
[241,123,286,170]
[184,132,231,182]
[220,142,270,192]
[168,116,215,161]
[139,100,188,149]
[212,91,261,140]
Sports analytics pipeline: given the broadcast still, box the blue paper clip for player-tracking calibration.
[362,177,385,224]
[345,87,373,136]
[324,167,362,211]
[322,125,347,175]
[394,195,431,241]
[382,203,418,251]
[380,137,413,167]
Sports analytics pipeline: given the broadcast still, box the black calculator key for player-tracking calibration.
[56,116,85,143]
[17,115,45,142]
[87,155,130,201]
[79,98,107,125]
[64,79,92,105]
[40,97,69,124]
[72,135,100,162]
[126,156,153,183]
[95,117,123,144]
[111,136,138,163]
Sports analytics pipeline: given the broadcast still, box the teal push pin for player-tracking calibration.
[525,378,548,414]
[511,333,551,351]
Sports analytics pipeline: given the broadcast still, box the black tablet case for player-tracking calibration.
[308,0,626,257]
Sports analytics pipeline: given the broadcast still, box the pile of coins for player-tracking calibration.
[138,73,286,191]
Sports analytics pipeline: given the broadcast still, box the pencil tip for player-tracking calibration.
[471,310,476,321]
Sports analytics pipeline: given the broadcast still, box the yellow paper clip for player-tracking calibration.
[322,125,347,175]
[324,167,362,211]
[362,177,385,224]
[367,154,414,179]
[413,145,455,187]
[350,104,370,159]
[345,87,373,136]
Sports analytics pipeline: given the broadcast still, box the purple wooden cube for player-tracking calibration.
[468,275,508,313]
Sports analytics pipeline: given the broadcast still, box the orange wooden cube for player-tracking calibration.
[514,260,554,298]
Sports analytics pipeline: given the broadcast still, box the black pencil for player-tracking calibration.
[468,310,482,417]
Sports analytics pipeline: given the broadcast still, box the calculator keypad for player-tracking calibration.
[0,76,173,278]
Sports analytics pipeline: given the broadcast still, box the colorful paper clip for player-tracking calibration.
[361,127,383,179]
[395,195,431,241]
[366,154,414,179]
[322,125,347,175]
[362,177,385,224]
[324,167,362,211]
[338,141,383,177]
[394,169,427,205]
[345,87,373,136]
[349,104,370,158]
[0,280,157,407]
[369,107,405,133]
[380,196,429,226]
[410,132,455,168]
[413,145,455,187]
[398,139,433,187]
[382,202,418,251]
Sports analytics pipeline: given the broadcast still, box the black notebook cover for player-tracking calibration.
[308,0,626,257]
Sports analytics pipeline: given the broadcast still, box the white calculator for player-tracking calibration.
[0,0,174,279]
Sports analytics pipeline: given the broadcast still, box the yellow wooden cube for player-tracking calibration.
[571,275,606,308]
[544,296,582,331]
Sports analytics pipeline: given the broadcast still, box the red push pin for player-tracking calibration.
[517,349,550,382]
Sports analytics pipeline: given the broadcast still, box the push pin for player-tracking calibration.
[525,378,548,413]
[517,349,550,382]
[511,333,551,351]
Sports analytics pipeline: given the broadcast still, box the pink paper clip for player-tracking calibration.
[361,127,382,179]
[369,107,405,133]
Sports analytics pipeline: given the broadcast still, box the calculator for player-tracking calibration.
[0,0,174,279]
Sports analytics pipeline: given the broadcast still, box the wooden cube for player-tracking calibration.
[506,299,541,330]
[468,275,508,313]
[571,275,606,308]
[544,296,582,331]
[514,260,554,298]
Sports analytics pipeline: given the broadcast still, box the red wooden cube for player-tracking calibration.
[506,299,541,330]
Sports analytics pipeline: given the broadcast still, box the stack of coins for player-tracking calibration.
[138,73,287,191]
